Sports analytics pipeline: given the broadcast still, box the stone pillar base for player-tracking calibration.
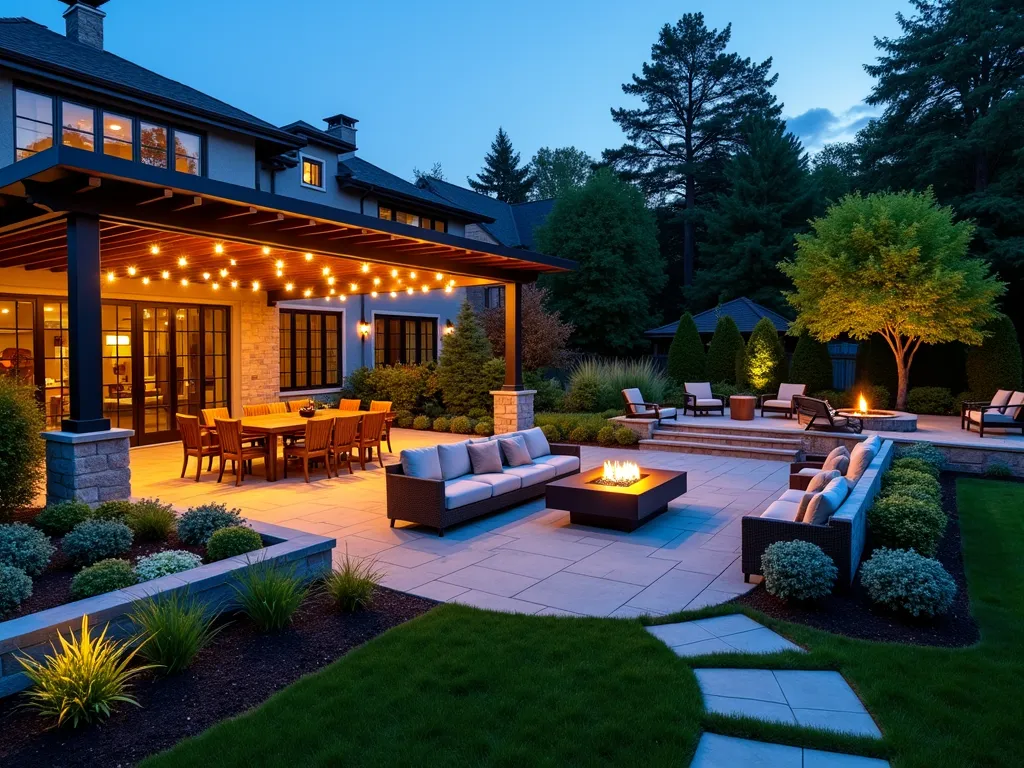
[491,390,536,434]
[42,428,134,506]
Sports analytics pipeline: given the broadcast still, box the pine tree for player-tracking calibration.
[744,317,786,394]
[789,331,834,394]
[468,128,534,203]
[688,117,814,313]
[666,313,705,386]
[706,315,745,384]
[436,302,495,415]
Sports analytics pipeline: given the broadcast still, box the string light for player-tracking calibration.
[361,262,370,273]
[142,276,150,285]
[181,277,189,286]
[390,291,397,298]
[214,243,224,254]
[178,256,188,267]
[277,269,284,277]
[349,282,358,292]
[219,268,228,278]
[327,276,336,286]
[161,270,170,279]
[329,287,336,295]
[285,282,294,292]
[304,252,313,262]
[231,280,239,289]
[339,294,346,302]
[435,272,443,280]
[421,285,429,293]
[150,244,160,255]
[212,282,220,291]
[252,280,261,292]
[262,246,271,256]
[444,285,453,294]
[230,258,237,266]
[390,268,399,278]
[322,266,331,276]
[406,287,414,295]
[303,288,312,298]
[324,295,331,302]
[373,277,381,286]
[275,259,284,269]
[127,266,137,276]
[202,272,211,280]
[106,271,115,283]
[410,271,417,279]
[371,290,378,298]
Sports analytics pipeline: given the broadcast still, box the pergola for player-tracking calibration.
[0,145,572,435]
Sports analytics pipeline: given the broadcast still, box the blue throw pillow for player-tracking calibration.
[467,440,503,475]
[498,435,532,467]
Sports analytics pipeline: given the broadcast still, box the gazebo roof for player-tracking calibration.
[646,297,791,337]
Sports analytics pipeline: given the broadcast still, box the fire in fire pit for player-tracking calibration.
[839,392,898,419]
[591,460,644,488]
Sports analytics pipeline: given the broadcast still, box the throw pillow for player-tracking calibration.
[400,446,442,481]
[467,440,503,475]
[825,445,850,462]
[437,441,472,480]
[846,443,874,484]
[519,427,551,459]
[806,469,840,494]
[795,492,816,523]
[805,476,850,525]
[498,436,532,467]
[822,452,850,475]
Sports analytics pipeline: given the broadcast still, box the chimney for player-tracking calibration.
[323,113,358,151]
[61,1,109,50]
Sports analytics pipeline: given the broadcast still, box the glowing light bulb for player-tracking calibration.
[327,276,336,286]
[371,290,378,298]
[410,271,417,279]
[361,262,370,273]
[161,270,170,280]
[106,271,115,283]
[390,291,397,298]
[275,259,284,269]
[390,268,399,278]
[322,266,331,276]
[150,244,160,255]
[329,287,336,295]
[373,277,381,286]
[349,283,358,292]
[142,276,150,285]
[181,278,189,286]
[406,287,414,295]
[444,285,453,294]
[262,246,271,256]
[230,258,237,266]
[421,285,429,293]
[435,272,443,280]
[219,268,228,278]
[304,252,313,261]
[178,256,187,267]
[252,280,260,292]
[231,280,239,289]
[202,272,211,280]
[127,266,137,276]
[212,282,220,290]
[214,243,224,255]
[339,294,346,302]
[285,282,294,292]
[276,269,284,277]
[303,288,312,298]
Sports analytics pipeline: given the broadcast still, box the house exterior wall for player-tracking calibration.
[0,73,13,168]
[206,129,256,188]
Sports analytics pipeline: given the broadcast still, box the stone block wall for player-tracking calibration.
[492,390,535,434]
[240,299,280,405]
[42,429,133,506]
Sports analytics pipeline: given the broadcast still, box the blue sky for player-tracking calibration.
[9,0,908,184]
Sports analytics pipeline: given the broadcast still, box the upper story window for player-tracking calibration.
[378,204,447,233]
[174,131,202,175]
[103,112,134,160]
[141,122,168,168]
[61,102,94,151]
[15,89,53,160]
[301,155,325,190]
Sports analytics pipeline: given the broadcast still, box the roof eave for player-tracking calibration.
[336,176,497,224]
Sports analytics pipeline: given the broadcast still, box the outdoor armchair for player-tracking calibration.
[759,383,807,418]
[962,390,1024,438]
[682,382,726,417]
[621,388,677,423]
[793,395,862,434]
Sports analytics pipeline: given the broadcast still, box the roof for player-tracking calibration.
[510,199,555,249]
[646,297,792,337]
[0,17,300,148]
[280,120,355,153]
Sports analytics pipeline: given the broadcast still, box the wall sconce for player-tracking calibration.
[443,319,455,336]
[358,320,372,339]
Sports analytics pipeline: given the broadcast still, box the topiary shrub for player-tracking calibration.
[744,317,786,394]
[896,441,945,474]
[861,548,956,617]
[0,564,32,616]
[474,420,494,437]
[761,541,838,601]
[35,500,92,537]
[596,425,617,445]
[0,522,55,576]
[891,456,940,480]
[412,415,431,430]
[0,377,46,522]
[906,387,955,415]
[206,526,263,562]
[126,498,177,542]
[706,315,745,385]
[70,558,136,600]
[449,415,473,435]
[540,424,560,442]
[788,332,834,393]
[177,502,244,546]
[432,416,451,433]
[868,494,946,556]
[62,520,133,567]
[881,467,942,503]
[666,312,706,386]
[91,500,134,522]
[614,427,639,445]
[135,550,203,582]
[965,314,1022,402]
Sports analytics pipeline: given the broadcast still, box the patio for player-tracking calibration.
[129,428,789,616]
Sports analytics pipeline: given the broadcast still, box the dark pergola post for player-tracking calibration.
[502,281,523,391]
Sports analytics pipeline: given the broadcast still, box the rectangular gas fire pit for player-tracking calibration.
[545,462,687,531]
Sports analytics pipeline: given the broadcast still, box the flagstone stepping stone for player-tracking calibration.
[689,733,890,767]
[646,614,804,657]
[694,669,882,739]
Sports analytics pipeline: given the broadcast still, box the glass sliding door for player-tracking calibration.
[101,303,134,431]
[176,307,201,418]
[141,306,173,442]
[203,308,229,411]
[41,301,69,429]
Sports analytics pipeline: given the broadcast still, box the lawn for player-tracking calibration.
[144,478,1024,768]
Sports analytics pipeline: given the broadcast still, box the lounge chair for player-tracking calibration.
[621,388,677,423]
[759,383,806,418]
[962,390,1024,438]
[793,395,862,433]
[683,382,726,417]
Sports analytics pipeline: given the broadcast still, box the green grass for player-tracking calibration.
[144,478,1024,767]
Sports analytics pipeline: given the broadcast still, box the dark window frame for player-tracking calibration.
[300,154,326,190]
[279,308,342,391]
[373,313,438,367]
[377,202,447,233]
[14,87,54,160]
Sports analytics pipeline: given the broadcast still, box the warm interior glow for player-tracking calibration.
[602,460,641,485]
[105,334,129,347]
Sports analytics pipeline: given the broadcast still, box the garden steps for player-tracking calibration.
[657,421,804,441]
[641,428,803,461]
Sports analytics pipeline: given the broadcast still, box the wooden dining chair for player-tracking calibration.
[369,400,394,453]
[340,399,363,411]
[355,410,387,470]
[199,406,230,452]
[243,403,271,416]
[214,418,268,487]
[268,402,288,414]
[283,416,335,482]
[329,415,360,476]
[176,413,218,482]
[287,400,307,413]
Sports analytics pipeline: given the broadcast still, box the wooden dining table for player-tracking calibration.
[239,409,365,482]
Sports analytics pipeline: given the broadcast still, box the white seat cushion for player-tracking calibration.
[797,467,820,476]
[991,389,1013,411]
[443,478,492,509]
[400,446,442,480]
[656,406,677,418]
[1006,391,1024,420]
[685,382,713,400]
[623,387,650,414]
[695,398,722,407]
[519,427,551,460]
[761,500,802,522]
[762,399,791,408]
[846,442,874,484]
[532,454,580,474]
[437,441,472,481]
[779,489,807,503]
[967,409,1018,425]
[503,463,557,487]
[465,472,521,495]
[777,383,806,402]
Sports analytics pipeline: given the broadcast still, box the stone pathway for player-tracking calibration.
[646,614,804,657]
[691,734,889,767]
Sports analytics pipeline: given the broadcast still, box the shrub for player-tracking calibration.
[788,331,834,393]
[395,413,415,429]
[126,499,177,542]
[135,550,203,582]
[600,408,622,419]
[449,415,473,434]
[525,370,565,412]
[882,467,942,503]
[666,312,706,386]
[231,560,307,632]
[35,500,91,536]
[965,314,1022,401]
[567,426,588,443]
[540,424,560,442]
[432,416,451,433]
[474,420,494,437]
[896,441,945,474]
[891,456,940,480]
[177,502,244,546]
[564,357,668,413]
[62,520,133,567]
[812,389,850,409]
[70,559,136,600]
[324,553,383,612]
[362,364,432,412]
[129,591,222,675]
[0,377,46,521]
[984,461,1013,478]
[90,500,134,522]
[745,317,786,393]
[761,541,838,601]
[596,425,617,445]
[868,494,946,556]
[467,407,489,420]
[614,427,639,445]
[706,315,745,384]
[437,302,495,415]
[412,415,431,430]
[562,368,601,412]
[861,548,957,617]
[206,526,263,562]
[17,616,153,728]
[0,564,32,615]
[0,522,55,576]
[851,383,893,410]
[906,387,955,415]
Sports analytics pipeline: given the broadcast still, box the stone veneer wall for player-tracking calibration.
[239,299,280,405]
[492,390,536,434]
[42,428,133,506]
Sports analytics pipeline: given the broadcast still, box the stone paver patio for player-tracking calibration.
[690,734,890,768]
[128,428,792,616]
[646,614,804,657]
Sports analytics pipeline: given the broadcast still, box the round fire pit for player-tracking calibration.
[836,409,918,432]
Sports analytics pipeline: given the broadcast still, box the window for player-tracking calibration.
[140,122,168,168]
[373,315,437,366]
[174,130,202,175]
[395,210,420,228]
[103,112,134,160]
[301,155,325,190]
[279,309,342,390]
[15,89,53,160]
[484,286,504,309]
[377,204,446,233]
[61,102,95,151]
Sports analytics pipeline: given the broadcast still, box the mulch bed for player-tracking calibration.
[735,473,980,648]
[0,587,436,768]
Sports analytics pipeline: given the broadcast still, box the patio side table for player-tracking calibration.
[730,395,756,421]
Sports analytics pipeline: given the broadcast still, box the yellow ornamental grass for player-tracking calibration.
[17,615,156,727]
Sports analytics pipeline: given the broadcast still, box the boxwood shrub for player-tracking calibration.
[761,541,837,601]
[432,416,450,433]
[891,456,940,480]
[540,424,560,442]
[614,427,639,446]
[70,558,137,600]
[62,520,134,566]
[412,415,431,430]
[474,419,494,436]
[177,502,244,546]
[0,564,32,616]
[90,500,135,522]
[868,494,946,556]
[906,387,955,415]
[449,416,473,435]
[0,522,55,576]
[34,500,92,536]
[596,425,617,446]
[895,441,945,474]
[206,526,263,562]
[860,548,956,617]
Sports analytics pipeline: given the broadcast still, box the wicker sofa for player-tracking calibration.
[386,427,581,536]
[741,436,893,587]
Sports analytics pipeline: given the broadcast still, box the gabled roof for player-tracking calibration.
[0,17,300,149]
[280,120,355,153]
[646,297,792,337]
[510,199,555,250]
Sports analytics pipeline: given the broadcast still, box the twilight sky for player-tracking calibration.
[9,0,909,184]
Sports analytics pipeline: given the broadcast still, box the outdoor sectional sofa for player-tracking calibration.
[741,435,894,587]
[386,427,581,536]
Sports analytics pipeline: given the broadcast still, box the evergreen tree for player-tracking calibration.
[666,312,706,386]
[529,147,593,200]
[745,317,786,394]
[789,331,834,394]
[965,314,1023,400]
[604,13,780,286]
[468,127,534,203]
[810,142,861,211]
[536,170,665,355]
[436,302,495,415]
[687,117,814,313]
[706,315,745,384]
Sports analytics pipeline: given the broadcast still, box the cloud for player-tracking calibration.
[784,104,881,152]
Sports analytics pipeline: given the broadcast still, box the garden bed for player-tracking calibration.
[0,587,435,768]
[736,473,979,647]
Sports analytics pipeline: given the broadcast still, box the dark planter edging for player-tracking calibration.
[0,521,335,698]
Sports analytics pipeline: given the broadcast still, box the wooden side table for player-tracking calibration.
[730,395,756,421]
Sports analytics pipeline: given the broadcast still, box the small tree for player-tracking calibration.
[666,312,705,386]
[966,315,1023,400]
[780,190,1004,409]
[745,317,786,393]
[706,315,745,384]
[479,283,573,371]
[437,302,494,415]
[789,332,833,393]
[0,377,46,520]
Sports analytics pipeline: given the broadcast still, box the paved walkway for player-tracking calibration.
[647,614,803,657]
[691,734,889,768]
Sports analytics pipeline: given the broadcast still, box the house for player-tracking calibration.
[645,297,792,361]
[0,1,571,503]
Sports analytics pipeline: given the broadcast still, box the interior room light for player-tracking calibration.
[105,334,130,346]
[150,244,160,255]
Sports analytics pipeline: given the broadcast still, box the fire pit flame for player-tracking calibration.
[599,460,641,487]
[856,394,869,416]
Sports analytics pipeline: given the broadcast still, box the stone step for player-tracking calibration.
[659,421,803,441]
[651,429,803,451]
[639,438,800,462]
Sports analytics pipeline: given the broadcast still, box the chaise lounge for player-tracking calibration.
[793,394,863,433]
[961,390,1024,438]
